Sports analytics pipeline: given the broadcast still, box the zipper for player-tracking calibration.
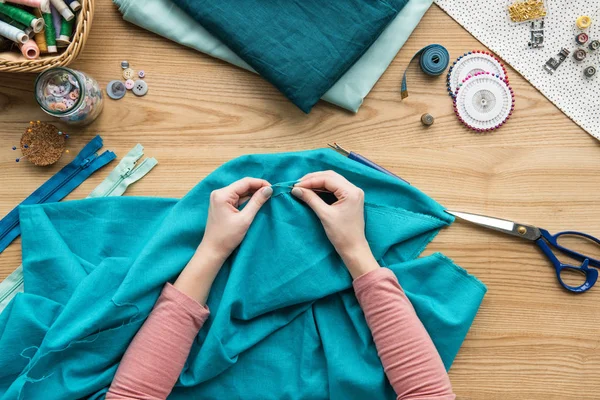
[87,144,157,199]
[0,136,115,253]
[0,143,156,315]
[0,155,98,244]
[104,163,134,196]
[0,276,23,305]
[105,158,157,196]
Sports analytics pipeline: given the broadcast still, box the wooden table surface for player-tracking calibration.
[1,3,599,399]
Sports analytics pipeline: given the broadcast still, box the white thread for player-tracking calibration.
[0,19,28,44]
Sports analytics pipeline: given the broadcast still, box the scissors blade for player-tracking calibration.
[445,210,541,241]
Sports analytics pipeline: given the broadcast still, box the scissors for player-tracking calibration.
[446,210,600,293]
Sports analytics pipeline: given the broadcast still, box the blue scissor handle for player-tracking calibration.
[536,229,599,293]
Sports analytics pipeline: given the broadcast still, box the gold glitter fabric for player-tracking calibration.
[508,0,546,22]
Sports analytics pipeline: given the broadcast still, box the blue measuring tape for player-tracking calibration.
[400,44,450,99]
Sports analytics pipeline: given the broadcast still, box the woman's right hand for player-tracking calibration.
[292,171,379,279]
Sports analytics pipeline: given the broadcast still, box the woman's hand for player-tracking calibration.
[176,178,272,304]
[292,171,379,279]
[201,177,273,262]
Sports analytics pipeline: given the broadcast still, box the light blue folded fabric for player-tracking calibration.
[0,149,485,399]
[113,0,433,112]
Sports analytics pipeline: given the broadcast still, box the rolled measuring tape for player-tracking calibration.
[401,44,450,99]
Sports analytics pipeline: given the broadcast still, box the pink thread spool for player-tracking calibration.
[5,0,50,13]
[19,39,40,59]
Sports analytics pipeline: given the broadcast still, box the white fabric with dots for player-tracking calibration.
[435,0,600,139]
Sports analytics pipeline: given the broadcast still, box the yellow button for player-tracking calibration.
[123,68,135,80]
[576,15,592,30]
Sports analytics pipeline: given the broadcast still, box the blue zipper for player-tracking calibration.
[0,136,116,253]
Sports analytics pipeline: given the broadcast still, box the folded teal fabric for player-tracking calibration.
[0,149,486,399]
[169,0,408,113]
[113,0,433,113]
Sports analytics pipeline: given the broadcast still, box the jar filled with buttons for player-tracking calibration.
[34,67,104,126]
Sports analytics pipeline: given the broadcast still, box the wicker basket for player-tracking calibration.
[0,0,94,73]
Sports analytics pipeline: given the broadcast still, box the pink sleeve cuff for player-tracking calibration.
[161,282,211,325]
[353,267,402,297]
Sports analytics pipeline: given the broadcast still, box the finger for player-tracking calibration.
[227,178,271,197]
[240,186,273,220]
[295,172,351,198]
[298,170,345,183]
[238,195,251,206]
[291,187,328,217]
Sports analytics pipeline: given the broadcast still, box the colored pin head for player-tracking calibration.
[16,122,67,166]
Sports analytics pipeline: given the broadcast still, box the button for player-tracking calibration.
[574,49,587,61]
[46,82,71,97]
[576,33,589,45]
[123,68,135,80]
[576,16,592,30]
[121,60,129,69]
[138,70,145,78]
[132,80,148,96]
[53,102,67,111]
[106,80,127,100]
[69,90,79,100]
[125,79,135,90]
[62,97,76,109]
[584,66,596,77]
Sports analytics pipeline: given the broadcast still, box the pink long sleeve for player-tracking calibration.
[106,283,210,400]
[353,268,456,400]
[107,269,454,400]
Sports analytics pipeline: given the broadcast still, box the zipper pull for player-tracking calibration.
[120,166,133,179]
[80,153,98,169]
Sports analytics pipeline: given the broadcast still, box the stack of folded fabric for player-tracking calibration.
[114,0,434,113]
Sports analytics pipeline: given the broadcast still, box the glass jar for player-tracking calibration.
[34,67,103,126]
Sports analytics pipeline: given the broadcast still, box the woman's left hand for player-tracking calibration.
[200,177,273,262]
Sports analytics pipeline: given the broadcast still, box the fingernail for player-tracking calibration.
[291,187,303,198]
[262,186,273,198]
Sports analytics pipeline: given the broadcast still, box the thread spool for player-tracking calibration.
[41,11,56,52]
[0,3,45,33]
[32,9,47,52]
[49,0,73,21]
[64,0,80,12]
[0,13,27,31]
[5,0,51,13]
[50,4,61,39]
[0,19,28,44]
[57,16,72,46]
[18,38,39,59]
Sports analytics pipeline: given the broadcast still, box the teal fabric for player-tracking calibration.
[0,144,157,315]
[169,0,408,113]
[0,149,486,399]
[113,0,433,113]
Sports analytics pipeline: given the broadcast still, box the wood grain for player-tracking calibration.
[0,3,599,399]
